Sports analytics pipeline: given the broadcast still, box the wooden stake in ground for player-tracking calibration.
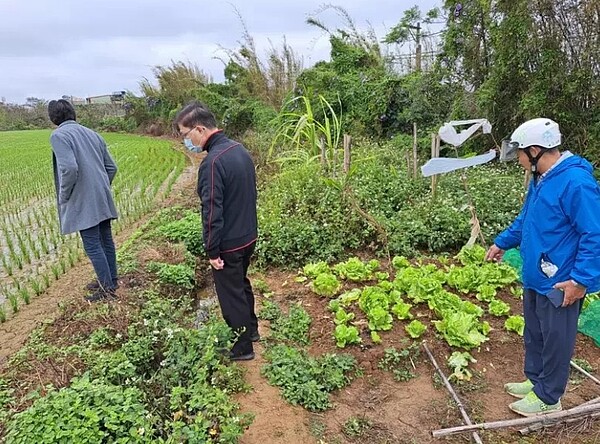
[412,123,418,178]
[460,173,487,248]
[430,133,440,198]
[422,343,483,444]
[432,402,600,438]
[343,134,352,174]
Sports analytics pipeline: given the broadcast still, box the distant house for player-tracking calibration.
[110,91,127,102]
[85,91,126,105]
[85,95,111,105]
[61,95,86,105]
[61,91,126,106]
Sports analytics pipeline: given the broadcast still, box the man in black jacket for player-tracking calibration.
[174,102,259,361]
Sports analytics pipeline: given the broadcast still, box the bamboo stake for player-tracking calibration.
[519,397,600,434]
[432,403,600,438]
[570,360,600,386]
[343,134,352,174]
[430,133,439,198]
[412,122,418,178]
[422,343,483,444]
[461,173,487,248]
[519,411,600,435]
[579,397,600,407]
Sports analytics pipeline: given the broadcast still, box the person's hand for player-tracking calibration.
[554,280,586,307]
[485,244,505,262]
[210,257,224,270]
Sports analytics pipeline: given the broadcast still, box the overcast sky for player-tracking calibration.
[0,0,441,104]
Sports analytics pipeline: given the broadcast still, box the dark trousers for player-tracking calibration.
[212,242,258,355]
[80,219,118,290]
[523,289,583,405]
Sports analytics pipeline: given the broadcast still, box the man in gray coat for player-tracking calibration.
[48,99,119,302]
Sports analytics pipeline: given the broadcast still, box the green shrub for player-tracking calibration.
[256,162,366,268]
[256,143,523,267]
[258,300,283,321]
[0,378,14,427]
[261,344,355,411]
[98,116,137,133]
[5,376,154,444]
[270,304,312,345]
[147,262,195,289]
[158,211,205,257]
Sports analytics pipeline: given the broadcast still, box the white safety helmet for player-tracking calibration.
[511,118,561,150]
[500,118,561,165]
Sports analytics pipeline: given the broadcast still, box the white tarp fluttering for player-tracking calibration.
[438,119,492,147]
[420,149,496,177]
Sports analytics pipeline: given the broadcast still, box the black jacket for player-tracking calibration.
[197,131,258,259]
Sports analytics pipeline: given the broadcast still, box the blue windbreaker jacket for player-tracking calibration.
[495,154,600,295]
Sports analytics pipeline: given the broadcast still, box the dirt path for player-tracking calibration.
[236,335,316,444]
[0,152,199,366]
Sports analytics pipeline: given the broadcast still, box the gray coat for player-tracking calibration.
[51,120,118,234]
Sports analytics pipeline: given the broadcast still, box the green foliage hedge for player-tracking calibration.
[256,142,523,268]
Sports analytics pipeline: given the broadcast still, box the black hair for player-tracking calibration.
[47,99,76,125]
[173,101,217,133]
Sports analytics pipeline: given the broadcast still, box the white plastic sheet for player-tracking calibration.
[420,150,496,177]
[438,119,492,147]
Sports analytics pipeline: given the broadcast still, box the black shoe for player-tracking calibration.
[85,280,119,291]
[250,331,261,342]
[85,289,117,302]
[229,351,255,361]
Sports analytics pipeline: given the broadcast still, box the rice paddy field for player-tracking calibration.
[0,130,185,319]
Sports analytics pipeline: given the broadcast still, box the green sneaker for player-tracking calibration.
[509,391,562,417]
[504,379,534,399]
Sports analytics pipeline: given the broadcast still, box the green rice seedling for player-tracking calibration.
[51,264,61,280]
[10,252,22,270]
[39,235,49,255]
[59,257,68,274]
[11,278,21,291]
[4,234,15,256]
[19,287,31,305]
[30,277,43,296]
[1,256,13,276]
[21,248,31,265]
[8,293,18,313]
[0,305,6,322]
[42,272,51,288]
[68,252,75,267]
[17,234,28,255]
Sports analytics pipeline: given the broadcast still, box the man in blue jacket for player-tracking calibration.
[486,118,600,416]
[174,102,259,361]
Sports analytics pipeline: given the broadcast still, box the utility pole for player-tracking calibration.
[415,22,422,72]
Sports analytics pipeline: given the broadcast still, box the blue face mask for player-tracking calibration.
[184,137,202,153]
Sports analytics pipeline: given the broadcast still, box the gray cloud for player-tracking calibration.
[0,0,441,103]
